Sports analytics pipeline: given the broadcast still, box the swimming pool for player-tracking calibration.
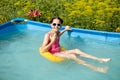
[0,18,120,80]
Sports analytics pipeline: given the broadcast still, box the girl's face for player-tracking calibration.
[51,19,61,32]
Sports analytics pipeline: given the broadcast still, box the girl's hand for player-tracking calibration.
[65,26,71,31]
[50,33,57,43]
[60,26,71,36]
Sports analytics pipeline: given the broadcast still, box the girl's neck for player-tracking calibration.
[51,29,59,35]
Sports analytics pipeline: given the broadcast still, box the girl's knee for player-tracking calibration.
[74,48,80,52]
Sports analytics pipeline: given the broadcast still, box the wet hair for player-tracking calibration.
[49,17,63,24]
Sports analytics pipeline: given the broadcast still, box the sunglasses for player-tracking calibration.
[52,23,61,26]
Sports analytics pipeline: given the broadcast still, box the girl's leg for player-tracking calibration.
[70,54,108,73]
[68,49,111,63]
[54,52,108,73]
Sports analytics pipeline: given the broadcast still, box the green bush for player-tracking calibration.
[0,0,120,32]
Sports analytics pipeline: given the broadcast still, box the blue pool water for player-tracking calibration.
[0,20,120,80]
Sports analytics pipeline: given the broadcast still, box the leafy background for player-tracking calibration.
[0,0,120,32]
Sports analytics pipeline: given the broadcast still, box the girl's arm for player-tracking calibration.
[41,33,57,53]
[59,26,71,36]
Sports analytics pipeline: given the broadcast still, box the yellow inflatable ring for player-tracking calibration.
[39,47,66,62]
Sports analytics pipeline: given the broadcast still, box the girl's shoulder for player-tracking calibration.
[45,31,53,38]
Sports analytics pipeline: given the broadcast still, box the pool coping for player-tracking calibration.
[0,18,120,38]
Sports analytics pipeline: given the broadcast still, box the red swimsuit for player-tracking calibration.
[48,31,61,54]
